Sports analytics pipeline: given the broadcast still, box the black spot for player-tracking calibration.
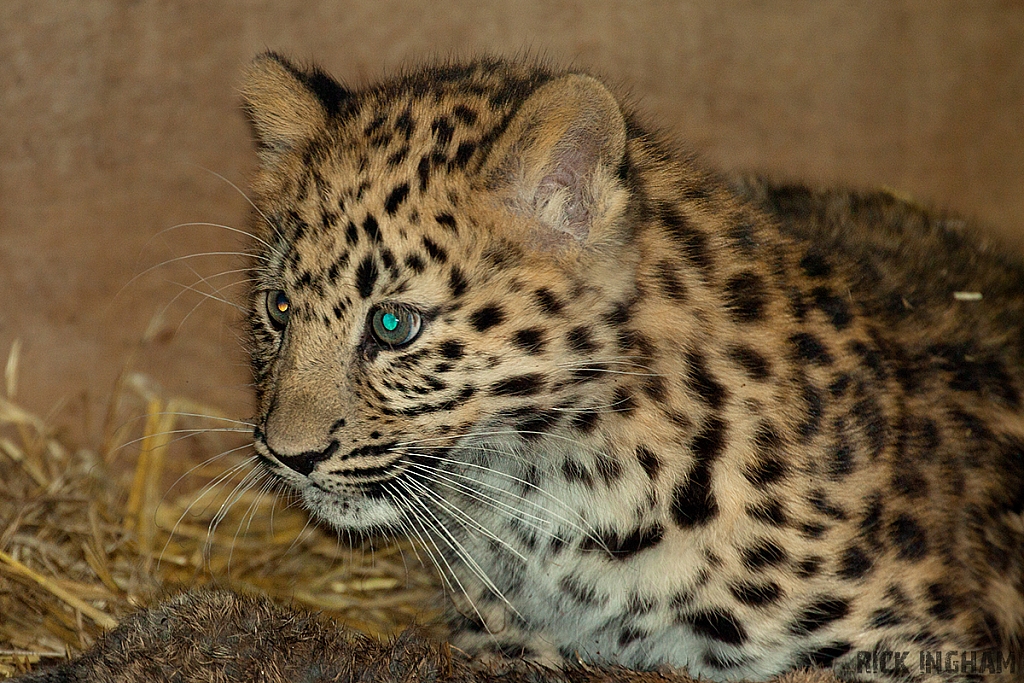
[691,416,726,460]
[742,539,788,571]
[642,374,668,402]
[799,250,832,278]
[890,514,928,561]
[793,642,852,669]
[656,260,687,300]
[858,492,884,550]
[451,140,476,169]
[363,214,381,242]
[869,607,903,628]
[582,524,665,560]
[809,489,847,521]
[561,457,594,487]
[603,300,633,327]
[789,597,850,635]
[828,430,855,479]
[515,408,560,439]
[730,581,783,607]
[438,340,464,360]
[812,286,852,330]
[670,462,718,528]
[612,387,637,415]
[852,395,887,457]
[490,373,545,397]
[685,351,727,409]
[345,220,360,246]
[795,556,822,578]
[728,219,758,254]
[435,213,457,232]
[926,583,955,621]
[797,382,824,441]
[383,183,409,216]
[354,255,378,298]
[829,374,851,397]
[570,408,600,434]
[680,608,747,646]
[469,304,505,332]
[724,272,767,323]
[417,155,431,191]
[595,454,622,483]
[746,499,787,527]
[744,422,788,486]
[422,236,448,263]
[394,109,414,140]
[660,204,713,274]
[534,287,564,315]
[511,328,545,355]
[448,266,468,297]
[837,545,873,580]
[404,253,425,273]
[671,419,729,528]
[364,114,386,136]
[566,326,597,353]
[728,346,771,381]
[618,627,648,647]
[559,574,604,606]
[636,446,660,479]
[387,145,409,166]
[789,332,833,366]
[430,116,454,146]
[799,522,827,539]
[452,104,477,125]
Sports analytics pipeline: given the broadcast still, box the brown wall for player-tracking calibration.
[2,1,1022,443]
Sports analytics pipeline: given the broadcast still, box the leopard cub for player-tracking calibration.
[242,54,1024,681]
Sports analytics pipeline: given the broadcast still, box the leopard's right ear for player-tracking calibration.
[241,53,349,161]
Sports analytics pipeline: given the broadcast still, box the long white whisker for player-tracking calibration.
[402,451,597,541]
[192,165,283,244]
[393,478,494,627]
[155,221,275,251]
[405,461,560,537]
[403,467,532,563]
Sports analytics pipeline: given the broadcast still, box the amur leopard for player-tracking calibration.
[240,54,1024,682]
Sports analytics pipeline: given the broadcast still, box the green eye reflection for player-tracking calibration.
[265,290,290,330]
[371,307,422,347]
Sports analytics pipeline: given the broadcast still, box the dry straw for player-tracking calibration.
[0,343,439,678]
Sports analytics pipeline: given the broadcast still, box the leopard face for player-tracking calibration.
[245,57,638,535]
[242,54,1024,681]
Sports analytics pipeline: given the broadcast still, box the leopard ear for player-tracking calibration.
[483,73,628,248]
[242,52,349,161]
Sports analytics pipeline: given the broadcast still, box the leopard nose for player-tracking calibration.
[255,426,339,477]
[267,436,339,477]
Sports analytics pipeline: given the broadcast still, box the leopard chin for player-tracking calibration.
[300,485,403,532]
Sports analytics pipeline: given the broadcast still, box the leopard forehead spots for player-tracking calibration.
[243,53,1024,682]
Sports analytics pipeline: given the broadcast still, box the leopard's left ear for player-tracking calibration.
[482,73,628,249]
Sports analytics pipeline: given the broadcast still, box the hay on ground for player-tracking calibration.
[0,343,440,678]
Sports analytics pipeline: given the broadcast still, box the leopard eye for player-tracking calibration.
[265,290,290,330]
[370,307,422,348]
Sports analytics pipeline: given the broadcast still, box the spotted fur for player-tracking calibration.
[242,53,1024,682]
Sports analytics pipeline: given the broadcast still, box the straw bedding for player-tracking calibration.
[0,343,439,678]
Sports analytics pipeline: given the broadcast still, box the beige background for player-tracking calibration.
[2,1,1022,445]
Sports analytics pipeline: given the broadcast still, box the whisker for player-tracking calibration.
[405,461,562,538]
[404,467,532,563]
[405,453,598,544]
[116,251,269,300]
[192,165,284,245]
[154,221,275,252]
[401,476,518,611]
